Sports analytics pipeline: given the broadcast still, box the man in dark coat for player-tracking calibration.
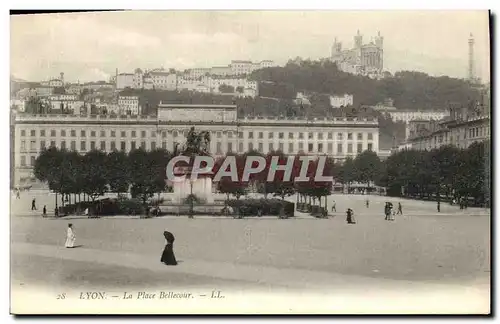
[384,202,390,220]
[346,208,356,224]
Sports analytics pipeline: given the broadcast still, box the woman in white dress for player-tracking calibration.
[65,223,76,248]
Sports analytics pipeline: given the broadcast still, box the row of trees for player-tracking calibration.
[34,127,490,210]
[379,141,490,205]
[33,146,382,214]
[33,148,169,209]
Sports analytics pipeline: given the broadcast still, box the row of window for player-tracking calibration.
[20,139,374,158]
[20,129,375,141]
[21,129,159,138]
[21,140,161,153]
[242,131,373,141]
[225,142,373,155]
[432,126,490,145]
[19,141,372,168]
[468,126,489,139]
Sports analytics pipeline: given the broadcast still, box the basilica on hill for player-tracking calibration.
[330,30,384,78]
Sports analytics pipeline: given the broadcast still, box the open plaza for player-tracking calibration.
[10,190,490,314]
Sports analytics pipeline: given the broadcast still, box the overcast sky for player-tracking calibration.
[10,11,490,83]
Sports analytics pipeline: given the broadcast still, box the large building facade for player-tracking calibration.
[403,107,490,151]
[13,104,379,185]
[118,96,140,115]
[331,30,384,77]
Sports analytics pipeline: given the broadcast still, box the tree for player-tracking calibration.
[215,153,247,202]
[149,148,171,201]
[380,142,490,205]
[260,150,295,200]
[61,151,83,206]
[243,149,266,192]
[353,150,382,188]
[129,148,165,207]
[81,150,108,202]
[294,152,312,205]
[218,84,235,94]
[461,141,489,205]
[428,145,462,199]
[33,147,73,211]
[337,157,356,191]
[106,151,130,196]
[33,147,57,185]
[236,86,244,93]
[306,157,334,210]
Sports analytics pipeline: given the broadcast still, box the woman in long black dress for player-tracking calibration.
[161,231,177,266]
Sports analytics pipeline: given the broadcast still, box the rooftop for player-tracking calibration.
[148,71,172,76]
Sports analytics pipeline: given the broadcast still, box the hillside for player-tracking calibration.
[249,59,481,111]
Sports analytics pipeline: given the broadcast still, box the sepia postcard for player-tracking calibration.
[10,10,491,315]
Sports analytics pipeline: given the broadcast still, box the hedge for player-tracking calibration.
[226,198,295,218]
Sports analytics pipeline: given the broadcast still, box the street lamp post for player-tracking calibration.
[188,178,194,219]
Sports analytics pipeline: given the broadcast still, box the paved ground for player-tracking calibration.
[10,192,491,314]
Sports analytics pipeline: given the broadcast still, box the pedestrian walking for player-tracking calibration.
[389,202,395,221]
[16,189,20,199]
[366,199,370,208]
[385,202,394,221]
[161,230,178,266]
[65,224,76,248]
[331,201,336,212]
[42,205,47,217]
[346,208,356,224]
[397,202,403,215]
[31,198,37,211]
[437,201,441,213]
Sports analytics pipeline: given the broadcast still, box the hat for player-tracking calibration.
[163,231,175,243]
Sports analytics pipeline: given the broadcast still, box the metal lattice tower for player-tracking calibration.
[468,33,475,81]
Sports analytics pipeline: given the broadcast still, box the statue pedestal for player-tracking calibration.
[170,167,213,204]
[172,177,213,204]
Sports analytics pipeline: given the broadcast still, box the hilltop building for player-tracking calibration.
[330,94,354,108]
[330,30,384,77]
